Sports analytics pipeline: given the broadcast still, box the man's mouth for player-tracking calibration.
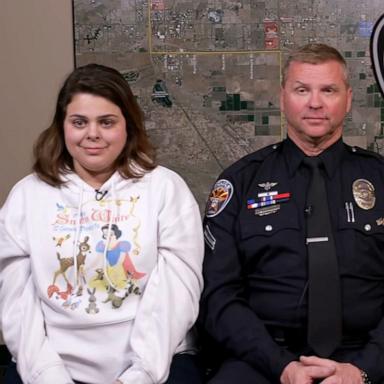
[303,116,329,123]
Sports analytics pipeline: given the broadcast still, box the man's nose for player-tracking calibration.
[308,91,323,109]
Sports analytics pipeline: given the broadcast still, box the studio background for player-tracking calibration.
[1,0,383,211]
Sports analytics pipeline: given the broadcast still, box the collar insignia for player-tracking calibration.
[258,182,278,191]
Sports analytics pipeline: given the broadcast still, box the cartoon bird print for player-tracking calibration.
[55,202,69,215]
[56,203,65,211]
[53,234,71,247]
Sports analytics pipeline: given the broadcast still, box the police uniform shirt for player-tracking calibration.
[200,137,384,383]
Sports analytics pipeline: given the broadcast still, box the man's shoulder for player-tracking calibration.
[222,141,282,179]
[344,144,384,163]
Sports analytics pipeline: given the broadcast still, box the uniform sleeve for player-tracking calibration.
[199,175,295,381]
[343,153,384,383]
[117,174,204,384]
[0,184,74,384]
[349,319,384,383]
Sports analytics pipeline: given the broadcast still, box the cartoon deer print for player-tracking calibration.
[51,236,91,297]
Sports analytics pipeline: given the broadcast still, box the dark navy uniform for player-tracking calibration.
[200,138,384,383]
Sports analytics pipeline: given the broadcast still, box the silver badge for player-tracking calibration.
[352,179,376,210]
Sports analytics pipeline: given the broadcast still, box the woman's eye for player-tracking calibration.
[100,119,115,128]
[72,119,86,128]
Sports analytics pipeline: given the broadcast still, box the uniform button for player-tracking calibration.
[352,147,357,152]
[272,144,278,149]
[265,225,273,231]
[364,224,371,231]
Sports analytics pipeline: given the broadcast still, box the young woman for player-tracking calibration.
[0,64,204,384]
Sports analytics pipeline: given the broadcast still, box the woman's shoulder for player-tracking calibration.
[7,173,47,194]
[148,165,188,185]
[3,173,60,208]
[1,174,49,216]
[145,166,197,208]
[146,166,195,197]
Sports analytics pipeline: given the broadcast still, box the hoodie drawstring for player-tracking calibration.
[70,179,119,294]
[102,181,119,291]
[72,186,84,293]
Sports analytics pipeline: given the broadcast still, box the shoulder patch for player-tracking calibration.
[206,179,234,218]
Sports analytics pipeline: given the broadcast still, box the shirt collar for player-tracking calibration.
[283,137,345,179]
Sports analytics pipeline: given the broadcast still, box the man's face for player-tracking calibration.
[280,60,352,147]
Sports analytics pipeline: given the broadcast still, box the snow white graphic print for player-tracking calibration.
[47,194,147,312]
[91,223,145,291]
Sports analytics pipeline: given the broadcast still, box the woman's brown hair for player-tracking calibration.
[33,63,156,186]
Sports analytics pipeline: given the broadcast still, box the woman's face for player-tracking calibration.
[64,93,127,188]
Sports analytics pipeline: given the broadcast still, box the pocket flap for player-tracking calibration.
[240,201,300,239]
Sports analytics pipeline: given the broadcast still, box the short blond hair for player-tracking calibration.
[281,43,349,87]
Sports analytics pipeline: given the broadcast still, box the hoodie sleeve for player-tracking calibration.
[0,181,74,384]
[117,171,204,384]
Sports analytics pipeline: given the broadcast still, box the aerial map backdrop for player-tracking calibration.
[74,0,384,209]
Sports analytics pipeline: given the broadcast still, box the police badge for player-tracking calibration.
[352,179,376,210]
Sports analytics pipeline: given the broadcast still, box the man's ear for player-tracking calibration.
[370,13,384,98]
[280,86,285,113]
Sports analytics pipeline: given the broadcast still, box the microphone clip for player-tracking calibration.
[95,189,108,201]
[304,205,313,216]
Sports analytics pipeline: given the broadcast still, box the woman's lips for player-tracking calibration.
[82,146,106,154]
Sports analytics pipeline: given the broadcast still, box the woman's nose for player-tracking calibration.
[86,122,100,139]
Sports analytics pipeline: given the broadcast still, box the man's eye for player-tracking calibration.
[296,87,307,94]
[324,88,335,94]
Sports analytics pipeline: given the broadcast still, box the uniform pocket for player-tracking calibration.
[240,201,301,240]
[337,206,384,275]
[338,207,384,236]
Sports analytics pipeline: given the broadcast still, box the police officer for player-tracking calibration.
[200,43,383,384]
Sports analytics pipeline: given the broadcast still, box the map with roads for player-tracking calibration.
[74,0,384,209]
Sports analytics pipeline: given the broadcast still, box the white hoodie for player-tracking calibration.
[0,166,204,384]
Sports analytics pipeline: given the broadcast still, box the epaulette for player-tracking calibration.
[221,141,282,177]
[346,144,384,162]
[246,141,282,162]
